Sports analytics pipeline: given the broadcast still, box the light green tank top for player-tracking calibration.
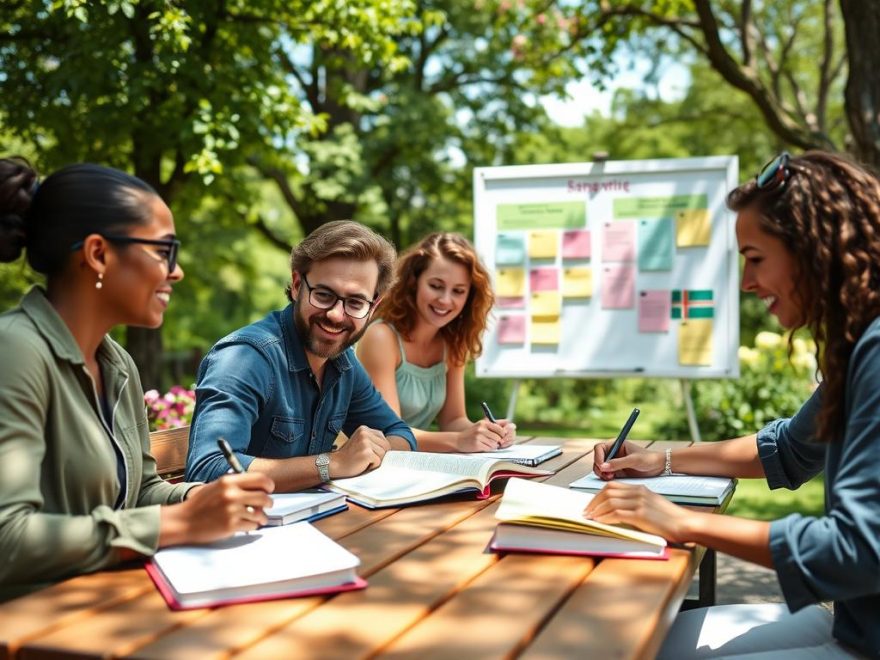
[384,322,447,430]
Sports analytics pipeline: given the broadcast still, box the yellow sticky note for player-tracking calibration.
[531,316,561,345]
[676,209,711,247]
[562,267,593,298]
[531,291,562,317]
[679,319,713,365]
[529,230,558,259]
[495,268,526,297]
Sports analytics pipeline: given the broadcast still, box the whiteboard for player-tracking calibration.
[473,156,740,379]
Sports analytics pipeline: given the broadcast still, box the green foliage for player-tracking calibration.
[659,331,818,441]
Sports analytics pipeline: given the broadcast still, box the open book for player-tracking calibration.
[569,472,735,506]
[146,522,366,610]
[491,478,668,559]
[264,490,348,526]
[467,444,562,467]
[326,450,551,509]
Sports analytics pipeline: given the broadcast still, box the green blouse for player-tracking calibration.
[382,322,447,430]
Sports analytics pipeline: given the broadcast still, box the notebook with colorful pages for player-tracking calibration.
[467,444,562,467]
[264,490,348,526]
[146,522,366,610]
[490,478,668,559]
[568,472,735,506]
[325,450,551,509]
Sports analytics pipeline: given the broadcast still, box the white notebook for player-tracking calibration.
[569,472,735,506]
[147,522,365,610]
[264,490,347,526]
[467,444,562,467]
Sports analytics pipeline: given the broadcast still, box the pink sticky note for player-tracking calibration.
[602,221,635,262]
[638,290,671,332]
[562,230,591,259]
[529,267,559,292]
[497,315,526,344]
[496,296,526,309]
[601,265,635,309]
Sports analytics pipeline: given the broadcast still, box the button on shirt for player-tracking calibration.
[185,304,416,483]
[757,316,880,657]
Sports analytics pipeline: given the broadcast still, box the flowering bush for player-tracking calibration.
[145,385,196,431]
[658,331,819,441]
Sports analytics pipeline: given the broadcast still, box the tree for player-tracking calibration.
[579,0,878,167]
[0,0,417,387]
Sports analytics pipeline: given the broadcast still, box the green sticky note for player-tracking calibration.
[637,218,674,271]
[614,195,708,219]
[497,202,586,230]
[496,233,526,265]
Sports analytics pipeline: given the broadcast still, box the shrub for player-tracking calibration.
[145,385,196,431]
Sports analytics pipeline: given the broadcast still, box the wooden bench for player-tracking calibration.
[149,425,190,482]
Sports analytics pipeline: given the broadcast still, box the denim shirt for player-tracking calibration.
[185,304,416,483]
[757,316,880,657]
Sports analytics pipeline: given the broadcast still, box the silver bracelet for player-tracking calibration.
[662,448,673,476]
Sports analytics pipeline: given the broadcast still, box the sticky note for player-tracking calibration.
[496,233,526,265]
[531,317,561,345]
[530,267,559,292]
[676,209,711,247]
[496,296,526,309]
[638,290,671,333]
[602,221,636,262]
[497,315,526,344]
[562,229,591,259]
[529,230,558,259]
[562,267,593,298]
[530,291,562,317]
[638,218,674,271]
[495,268,526,297]
[601,265,635,309]
[679,319,713,365]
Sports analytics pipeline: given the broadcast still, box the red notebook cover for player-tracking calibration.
[145,562,367,611]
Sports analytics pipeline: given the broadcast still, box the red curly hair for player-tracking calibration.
[375,232,494,367]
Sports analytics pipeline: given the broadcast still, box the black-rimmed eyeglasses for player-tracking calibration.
[756,152,791,193]
[300,273,377,319]
[71,234,180,273]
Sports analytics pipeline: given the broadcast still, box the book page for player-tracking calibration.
[496,478,666,547]
[383,450,502,480]
[266,491,345,517]
[570,472,732,498]
[328,465,473,500]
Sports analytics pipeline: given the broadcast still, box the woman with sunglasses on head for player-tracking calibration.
[0,158,274,602]
[584,151,880,658]
[357,232,515,452]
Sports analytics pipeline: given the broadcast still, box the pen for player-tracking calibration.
[217,437,245,473]
[480,401,497,423]
[605,407,640,461]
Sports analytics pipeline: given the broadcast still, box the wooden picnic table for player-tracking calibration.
[0,437,718,660]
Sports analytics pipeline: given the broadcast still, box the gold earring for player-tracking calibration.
[96,273,104,290]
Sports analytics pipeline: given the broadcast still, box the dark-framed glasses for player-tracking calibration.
[71,234,181,273]
[756,151,791,192]
[300,272,377,319]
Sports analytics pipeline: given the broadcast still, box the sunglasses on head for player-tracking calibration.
[756,152,791,192]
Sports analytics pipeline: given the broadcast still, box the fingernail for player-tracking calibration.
[600,463,610,470]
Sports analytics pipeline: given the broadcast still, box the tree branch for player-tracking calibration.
[740,0,753,65]
[816,0,835,133]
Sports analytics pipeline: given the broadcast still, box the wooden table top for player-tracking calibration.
[0,437,706,660]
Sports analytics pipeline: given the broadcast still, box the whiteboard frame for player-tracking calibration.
[473,155,740,380]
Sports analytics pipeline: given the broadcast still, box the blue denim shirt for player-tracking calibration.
[185,304,416,483]
[757,316,880,657]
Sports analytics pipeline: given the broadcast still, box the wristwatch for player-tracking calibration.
[315,452,331,482]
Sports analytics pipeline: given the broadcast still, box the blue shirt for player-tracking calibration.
[185,304,416,482]
[757,316,880,657]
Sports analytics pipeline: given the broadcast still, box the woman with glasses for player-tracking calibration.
[585,151,880,658]
[357,232,516,452]
[0,158,273,601]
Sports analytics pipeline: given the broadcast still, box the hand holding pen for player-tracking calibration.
[593,408,643,480]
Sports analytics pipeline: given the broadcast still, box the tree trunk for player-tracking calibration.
[840,0,880,169]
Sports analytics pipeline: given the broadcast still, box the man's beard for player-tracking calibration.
[293,296,368,360]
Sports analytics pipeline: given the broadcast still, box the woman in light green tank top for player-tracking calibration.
[357,233,517,452]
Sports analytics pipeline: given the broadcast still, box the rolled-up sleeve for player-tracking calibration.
[345,359,417,450]
[767,334,880,611]
[186,342,273,481]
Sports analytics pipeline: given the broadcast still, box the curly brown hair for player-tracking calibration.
[727,151,880,443]
[375,232,494,367]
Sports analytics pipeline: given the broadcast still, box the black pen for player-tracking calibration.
[605,408,640,461]
[217,437,245,473]
[480,401,497,423]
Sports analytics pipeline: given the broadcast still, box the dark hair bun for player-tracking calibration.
[0,157,37,263]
